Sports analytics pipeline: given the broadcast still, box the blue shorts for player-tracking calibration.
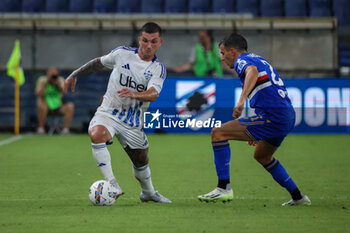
[239,115,295,147]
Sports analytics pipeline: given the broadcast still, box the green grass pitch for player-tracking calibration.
[0,134,349,233]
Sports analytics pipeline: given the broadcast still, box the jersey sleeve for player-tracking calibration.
[147,63,167,94]
[100,47,122,69]
[234,57,254,78]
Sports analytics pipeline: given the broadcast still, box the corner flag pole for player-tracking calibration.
[7,40,25,135]
[14,65,20,135]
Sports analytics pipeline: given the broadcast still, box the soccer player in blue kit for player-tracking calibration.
[198,33,311,206]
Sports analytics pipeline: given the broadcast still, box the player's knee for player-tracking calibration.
[253,152,272,165]
[211,127,223,142]
[89,131,100,144]
[89,127,109,144]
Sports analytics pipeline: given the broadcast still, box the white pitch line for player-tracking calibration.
[0,135,23,147]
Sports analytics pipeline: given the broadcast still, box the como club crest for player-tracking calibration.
[176,81,216,131]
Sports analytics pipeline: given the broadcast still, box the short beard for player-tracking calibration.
[140,49,152,60]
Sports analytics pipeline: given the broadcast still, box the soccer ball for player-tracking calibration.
[88,180,117,206]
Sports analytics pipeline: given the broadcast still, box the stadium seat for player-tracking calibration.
[189,0,211,13]
[285,0,308,17]
[165,0,188,13]
[236,0,259,17]
[69,0,93,13]
[260,0,283,17]
[93,0,117,13]
[45,0,69,12]
[0,0,21,12]
[117,0,141,13]
[308,0,332,17]
[333,0,350,25]
[213,0,235,13]
[141,0,164,13]
[22,0,45,12]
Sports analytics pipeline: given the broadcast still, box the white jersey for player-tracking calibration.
[98,46,166,129]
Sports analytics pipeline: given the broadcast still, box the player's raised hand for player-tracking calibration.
[118,88,135,98]
[64,75,77,94]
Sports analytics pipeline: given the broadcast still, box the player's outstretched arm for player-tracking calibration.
[118,87,159,102]
[64,57,105,93]
[233,65,259,118]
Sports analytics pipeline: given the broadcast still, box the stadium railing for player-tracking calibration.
[0,13,336,30]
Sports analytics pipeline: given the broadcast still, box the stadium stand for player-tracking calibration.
[261,0,284,17]
[189,0,211,13]
[141,0,164,13]
[333,0,350,26]
[236,0,260,17]
[213,0,235,13]
[309,0,332,17]
[284,0,308,17]
[165,0,188,13]
[339,44,350,67]
[45,0,69,12]
[93,0,117,13]
[69,0,94,13]
[0,0,21,12]
[22,0,45,13]
[117,0,141,13]
[0,0,346,25]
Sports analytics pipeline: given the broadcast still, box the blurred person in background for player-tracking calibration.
[172,30,225,77]
[35,67,74,134]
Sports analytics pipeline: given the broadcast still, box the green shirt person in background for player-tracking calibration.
[172,30,230,77]
[35,68,74,134]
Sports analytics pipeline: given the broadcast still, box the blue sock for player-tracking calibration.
[212,141,231,188]
[264,158,297,193]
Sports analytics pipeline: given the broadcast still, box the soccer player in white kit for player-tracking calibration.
[64,22,170,203]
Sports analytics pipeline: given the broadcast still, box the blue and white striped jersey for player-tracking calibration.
[98,46,166,128]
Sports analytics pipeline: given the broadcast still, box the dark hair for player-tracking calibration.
[219,33,248,51]
[140,22,162,36]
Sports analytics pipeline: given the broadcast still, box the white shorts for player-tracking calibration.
[88,111,148,149]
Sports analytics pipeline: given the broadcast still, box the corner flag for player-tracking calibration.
[6,40,25,86]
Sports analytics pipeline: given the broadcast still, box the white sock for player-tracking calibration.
[91,143,116,182]
[133,164,155,196]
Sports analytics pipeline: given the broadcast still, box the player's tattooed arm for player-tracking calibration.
[70,58,105,78]
[69,57,104,77]
[64,58,104,93]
